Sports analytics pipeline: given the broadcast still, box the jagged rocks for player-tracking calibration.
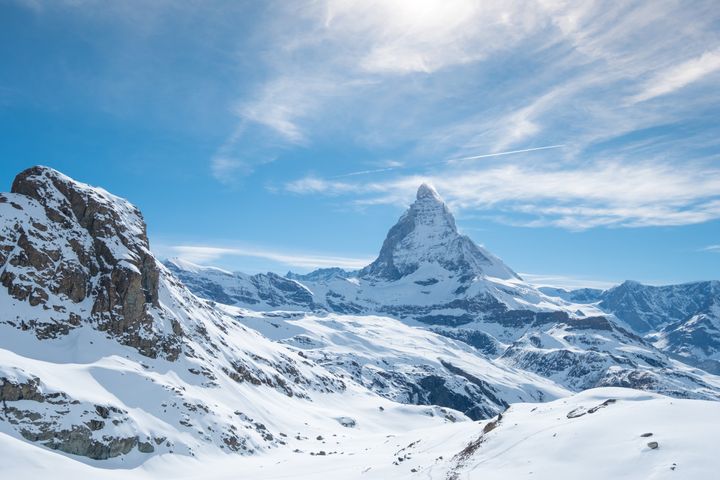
[0,166,387,465]
[0,377,47,403]
[0,166,182,359]
[0,376,143,460]
[21,425,138,460]
[138,440,155,453]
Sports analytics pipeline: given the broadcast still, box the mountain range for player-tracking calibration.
[1,166,719,479]
[167,183,720,396]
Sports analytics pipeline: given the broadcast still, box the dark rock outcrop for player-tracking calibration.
[0,166,182,359]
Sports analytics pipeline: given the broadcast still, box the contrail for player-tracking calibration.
[449,144,566,162]
[332,144,565,178]
[333,167,399,178]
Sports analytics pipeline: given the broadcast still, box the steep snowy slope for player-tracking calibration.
[2,388,719,479]
[0,167,459,463]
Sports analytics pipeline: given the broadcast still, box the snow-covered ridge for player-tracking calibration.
[165,257,317,311]
[543,280,720,374]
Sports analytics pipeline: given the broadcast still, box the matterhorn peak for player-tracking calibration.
[360,184,519,281]
[416,182,441,201]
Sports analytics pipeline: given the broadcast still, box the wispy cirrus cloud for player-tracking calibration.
[701,245,720,253]
[210,0,558,175]
[284,159,720,229]
[240,0,718,146]
[162,244,372,269]
[223,0,720,205]
[630,48,720,103]
[267,1,720,231]
[520,273,617,290]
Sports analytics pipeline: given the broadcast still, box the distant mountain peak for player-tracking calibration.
[360,184,518,281]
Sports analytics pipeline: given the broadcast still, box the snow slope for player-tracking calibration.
[224,308,570,419]
[2,388,718,479]
[2,168,719,478]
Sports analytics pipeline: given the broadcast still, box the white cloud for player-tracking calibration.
[212,0,720,185]
[323,0,546,75]
[631,49,720,103]
[234,77,323,144]
[520,272,617,290]
[165,244,372,269]
[211,0,551,169]
[166,246,236,264]
[701,245,720,253]
[285,176,355,195]
[210,156,251,182]
[285,159,720,229]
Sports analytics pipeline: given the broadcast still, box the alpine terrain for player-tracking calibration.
[1,167,718,479]
[169,183,720,403]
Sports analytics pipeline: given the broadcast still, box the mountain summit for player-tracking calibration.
[360,183,519,281]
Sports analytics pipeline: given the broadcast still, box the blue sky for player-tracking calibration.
[1,0,719,288]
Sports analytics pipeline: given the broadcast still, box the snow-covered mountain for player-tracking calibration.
[359,183,519,282]
[166,184,559,321]
[543,280,720,374]
[597,281,720,333]
[168,185,720,400]
[223,308,570,420]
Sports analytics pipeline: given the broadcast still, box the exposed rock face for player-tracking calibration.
[1,166,180,359]
[0,376,141,460]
